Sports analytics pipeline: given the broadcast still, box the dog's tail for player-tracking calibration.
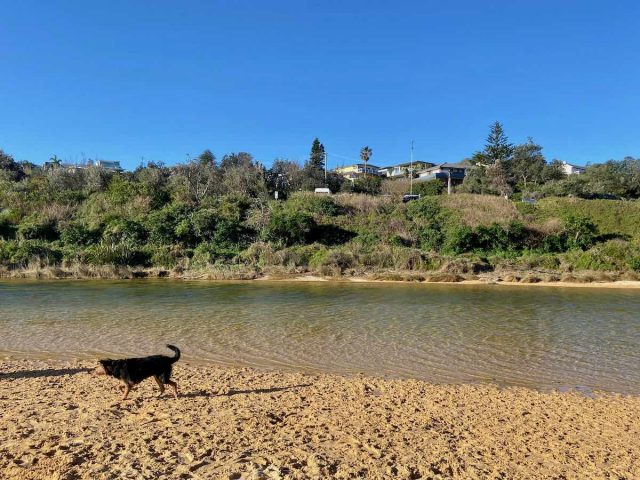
[166,344,181,362]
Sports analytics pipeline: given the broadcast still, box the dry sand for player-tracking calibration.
[1,360,639,480]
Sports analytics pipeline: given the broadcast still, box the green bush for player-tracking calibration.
[102,218,147,245]
[351,176,382,195]
[17,216,59,241]
[82,243,150,266]
[443,225,476,254]
[191,208,219,240]
[144,245,185,268]
[474,222,527,252]
[287,193,339,217]
[0,240,18,264]
[407,197,442,222]
[8,240,63,267]
[191,242,238,265]
[262,204,316,246]
[146,204,191,245]
[562,214,597,250]
[564,240,640,271]
[60,222,100,246]
[413,180,444,196]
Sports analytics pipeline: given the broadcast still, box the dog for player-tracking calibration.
[95,344,181,400]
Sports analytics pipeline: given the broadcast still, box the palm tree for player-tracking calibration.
[47,155,61,170]
[360,146,372,178]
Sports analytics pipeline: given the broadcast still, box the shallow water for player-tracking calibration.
[1,280,638,393]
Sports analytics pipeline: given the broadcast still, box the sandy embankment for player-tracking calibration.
[1,360,639,480]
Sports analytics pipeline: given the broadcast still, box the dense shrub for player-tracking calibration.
[262,204,316,246]
[82,243,150,266]
[287,193,339,217]
[5,240,63,267]
[443,225,476,254]
[562,215,597,250]
[563,240,640,271]
[146,204,191,245]
[413,180,445,196]
[351,176,382,195]
[17,216,59,241]
[102,218,147,245]
[59,222,101,246]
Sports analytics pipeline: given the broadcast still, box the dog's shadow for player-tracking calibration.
[1,367,92,380]
[181,383,312,399]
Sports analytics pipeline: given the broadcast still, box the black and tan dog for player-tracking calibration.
[95,345,181,400]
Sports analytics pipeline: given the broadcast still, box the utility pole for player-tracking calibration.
[410,140,414,195]
[324,152,328,186]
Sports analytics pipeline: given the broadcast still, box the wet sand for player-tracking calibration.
[1,360,639,479]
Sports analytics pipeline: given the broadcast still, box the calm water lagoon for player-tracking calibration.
[1,280,638,393]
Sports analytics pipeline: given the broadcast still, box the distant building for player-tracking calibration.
[416,162,471,186]
[561,161,586,175]
[43,159,123,172]
[379,161,433,178]
[334,163,381,181]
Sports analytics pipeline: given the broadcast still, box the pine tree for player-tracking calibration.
[308,138,325,172]
[472,121,514,165]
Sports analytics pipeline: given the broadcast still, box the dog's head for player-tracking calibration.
[95,359,116,377]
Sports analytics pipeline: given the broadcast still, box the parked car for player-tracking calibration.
[402,194,421,203]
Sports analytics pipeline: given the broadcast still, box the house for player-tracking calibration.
[415,162,470,185]
[334,163,381,181]
[43,159,124,172]
[95,160,123,172]
[379,161,433,178]
[561,161,586,175]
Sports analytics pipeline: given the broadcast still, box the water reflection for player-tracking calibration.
[0,280,638,393]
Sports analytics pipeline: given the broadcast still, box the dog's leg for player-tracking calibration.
[122,383,132,400]
[154,376,165,397]
[167,380,179,398]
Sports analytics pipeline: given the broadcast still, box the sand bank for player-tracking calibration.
[1,359,638,479]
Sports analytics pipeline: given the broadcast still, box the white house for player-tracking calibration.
[561,161,586,175]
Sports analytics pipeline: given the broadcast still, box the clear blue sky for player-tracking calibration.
[1,0,638,170]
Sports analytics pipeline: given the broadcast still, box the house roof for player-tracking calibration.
[417,161,471,173]
[379,160,433,169]
[562,161,586,169]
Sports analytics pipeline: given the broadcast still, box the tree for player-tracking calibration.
[308,138,325,172]
[302,138,327,190]
[266,159,303,198]
[0,150,26,181]
[172,153,219,203]
[351,175,381,195]
[360,146,372,177]
[542,159,566,183]
[485,161,512,197]
[198,149,216,166]
[472,121,513,166]
[511,138,546,188]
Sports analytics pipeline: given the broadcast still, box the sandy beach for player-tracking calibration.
[1,360,639,479]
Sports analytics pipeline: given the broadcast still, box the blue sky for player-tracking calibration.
[1,0,638,170]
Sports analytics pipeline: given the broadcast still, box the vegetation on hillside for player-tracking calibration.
[1,127,639,281]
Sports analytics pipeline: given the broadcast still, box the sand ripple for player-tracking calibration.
[1,359,639,479]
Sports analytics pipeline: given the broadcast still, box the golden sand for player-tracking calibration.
[1,359,638,479]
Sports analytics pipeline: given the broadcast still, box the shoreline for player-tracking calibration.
[3,267,640,289]
[2,359,638,479]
